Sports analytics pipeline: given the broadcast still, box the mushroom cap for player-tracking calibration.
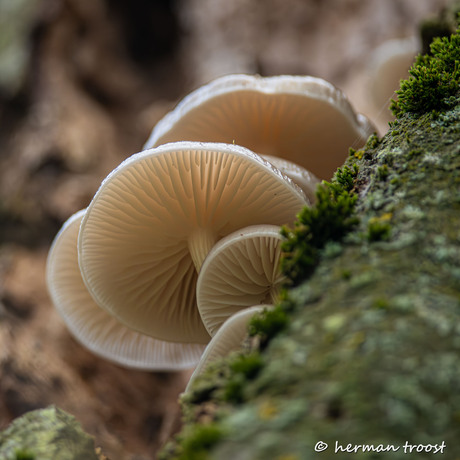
[143,74,375,179]
[368,37,419,111]
[78,141,307,344]
[46,210,205,370]
[261,154,320,204]
[186,305,267,392]
[197,224,285,337]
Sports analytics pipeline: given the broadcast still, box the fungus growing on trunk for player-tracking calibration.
[47,210,205,370]
[78,142,307,344]
[197,225,285,337]
[261,155,320,204]
[186,305,268,392]
[144,74,375,179]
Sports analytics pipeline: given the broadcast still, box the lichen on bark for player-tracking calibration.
[0,406,101,460]
[162,29,460,460]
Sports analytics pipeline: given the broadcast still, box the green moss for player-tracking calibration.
[280,165,360,286]
[14,450,35,460]
[248,306,289,346]
[353,149,364,160]
[229,352,264,378]
[366,214,392,242]
[162,424,225,460]
[376,164,389,180]
[391,25,460,116]
[365,133,381,149]
[372,297,390,310]
[223,353,264,403]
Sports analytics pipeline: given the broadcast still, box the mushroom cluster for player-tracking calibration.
[47,74,374,375]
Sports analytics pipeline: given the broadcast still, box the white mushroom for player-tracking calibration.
[144,74,375,179]
[78,142,307,344]
[261,154,320,204]
[368,36,419,115]
[186,305,268,392]
[197,224,285,337]
[46,210,205,370]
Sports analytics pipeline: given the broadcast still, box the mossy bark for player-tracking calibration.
[0,406,102,460]
[167,99,460,459]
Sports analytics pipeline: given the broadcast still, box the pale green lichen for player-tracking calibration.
[0,406,99,460]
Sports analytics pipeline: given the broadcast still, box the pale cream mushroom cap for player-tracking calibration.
[144,74,375,179]
[78,142,307,344]
[46,210,205,370]
[261,154,320,204]
[186,305,268,392]
[197,224,285,337]
[368,37,419,112]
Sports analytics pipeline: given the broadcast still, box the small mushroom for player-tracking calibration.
[78,142,307,344]
[144,74,375,179]
[186,305,267,392]
[47,210,205,370]
[197,224,284,337]
[261,154,320,204]
[368,36,419,116]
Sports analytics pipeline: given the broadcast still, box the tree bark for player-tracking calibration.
[0,406,103,459]
[164,94,460,458]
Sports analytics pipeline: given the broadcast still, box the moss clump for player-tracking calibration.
[222,353,264,403]
[365,133,381,150]
[248,304,289,346]
[160,424,225,460]
[376,164,389,180]
[366,214,392,242]
[13,450,35,460]
[280,165,359,286]
[391,25,460,116]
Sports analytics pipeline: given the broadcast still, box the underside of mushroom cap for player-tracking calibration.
[261,154,320,204]
[78,142,307,344]
[197,224,285,337]
[46,210,205,370]
[186,305,268,392]
[144,74,376,179]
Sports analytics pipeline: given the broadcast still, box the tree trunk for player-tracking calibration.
[163,80,460,458]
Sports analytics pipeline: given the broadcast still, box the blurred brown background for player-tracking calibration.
[0,0,449,458]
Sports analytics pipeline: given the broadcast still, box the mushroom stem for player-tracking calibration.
[188,228,217,273]
[267,276,285,304]
[269,287,280,304]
